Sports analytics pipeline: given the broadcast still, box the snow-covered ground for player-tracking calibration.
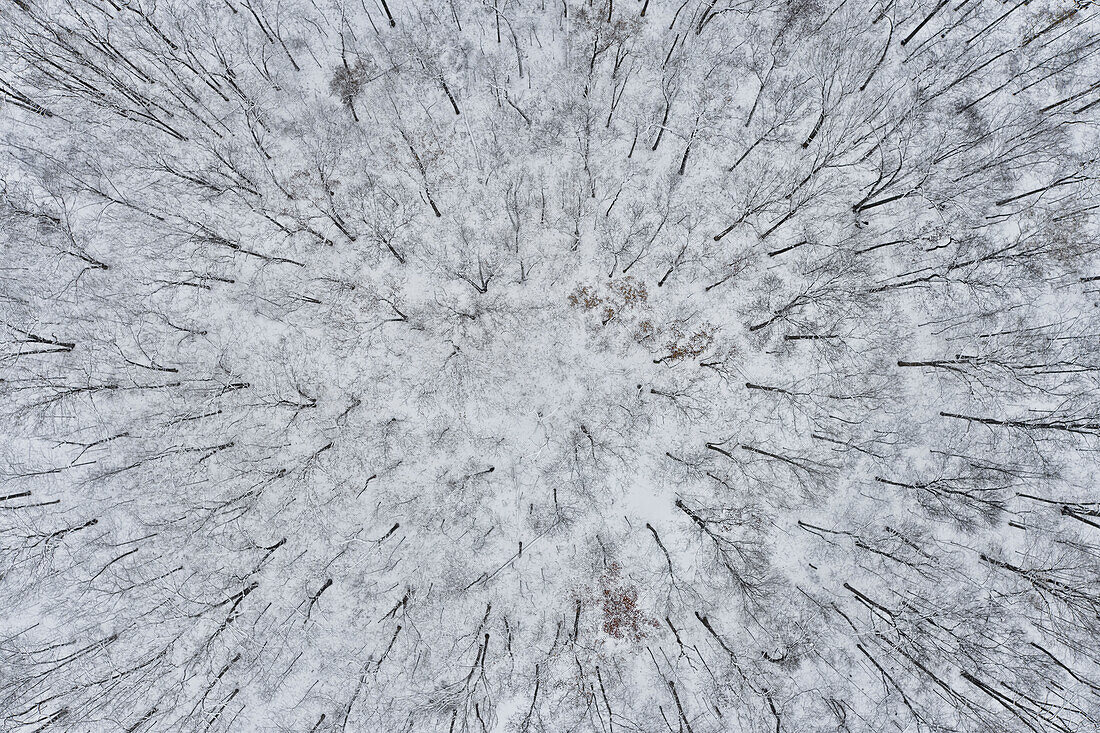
[2,0,1100,731]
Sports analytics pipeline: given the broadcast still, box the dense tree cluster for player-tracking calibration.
[2,0,1100,730]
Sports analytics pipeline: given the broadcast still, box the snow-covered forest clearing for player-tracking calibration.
[3,0,1100,730]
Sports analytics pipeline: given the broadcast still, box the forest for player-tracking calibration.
[2,0,1100,730]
